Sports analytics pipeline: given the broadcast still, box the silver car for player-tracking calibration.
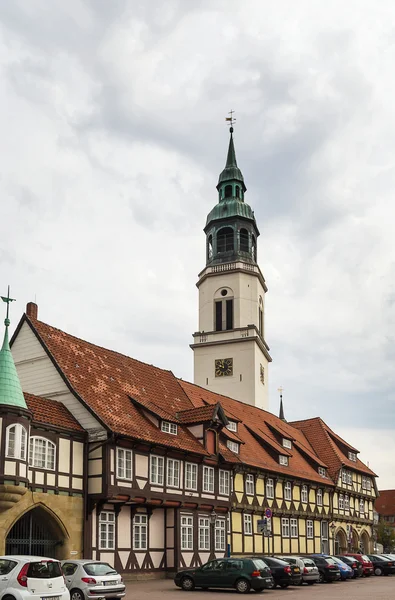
[61,560,125,600]
[276,556,319,585]
[0,555,69,600]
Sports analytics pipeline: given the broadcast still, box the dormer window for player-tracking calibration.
[279,455,288,466]
[227,440,239,454]
[161,421,177,435]
[282,438,292,449]
[318,467,326,477]
[349,452,357,462]
[226,421,237,432]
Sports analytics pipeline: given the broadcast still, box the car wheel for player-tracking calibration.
[318,572,324,583]
[235,578,251,594]
[266,580,275,590]
[70,590,85,600]
[374,567,383,576]
[181,576,195,591]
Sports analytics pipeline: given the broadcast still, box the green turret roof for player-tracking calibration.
[217,128,246,189]
[0,290,27,409]
[206,198,255,227]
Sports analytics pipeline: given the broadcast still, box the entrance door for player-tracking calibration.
[6,508,60,557]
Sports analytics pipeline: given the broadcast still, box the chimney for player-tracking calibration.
[26,302,38,320]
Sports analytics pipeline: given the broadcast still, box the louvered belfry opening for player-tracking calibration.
[6,507,62,557]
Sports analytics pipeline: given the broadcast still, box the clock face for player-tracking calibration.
[215,358,233,377]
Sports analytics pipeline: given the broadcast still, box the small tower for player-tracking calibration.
[191,124,272,409]
[0,288,27,409]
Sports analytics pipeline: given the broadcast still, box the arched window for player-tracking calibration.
[224,185,232,198]
[207,235,213,260]
[29,437,56,470]
[217,227,234,253]
[258,296,264,337]
[240,228,249,252]
[251,235,257,261]
[6,424,27,460]
[235,186,240,198]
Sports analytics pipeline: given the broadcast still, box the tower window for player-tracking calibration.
[235,185,240,198]
[215,299,233,331]
[217,227,234,253]
[226,299,233,330]
[207,235,213,260]
[251,235,257,261]
[224,185,232,198]
[240,228,249,253]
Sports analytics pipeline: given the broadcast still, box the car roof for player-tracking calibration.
[61,559,113,564]
[0,556,60,561]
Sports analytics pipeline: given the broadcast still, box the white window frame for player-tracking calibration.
[133,514,148,550]
[342,469,348,484]
[215,518,226,552]
[266,478,274,499]
[198,516,210,550]
[227,440,239,454]
[347,471,352,485]
[349,452,357,461]
[185,462,198,491]
[316,489,323,506]
[362,476,366,490]
[226,421,237,432]
[284,481,292,501]
[281,517,290,537]
[290,518,298,538]
[116,447,132,480]
[279,455,288,466]
[344,494,349,512]
[245,474,255,496]
[150,455,164,485]
[318,467,326,478]
[366,478,372,491]
[99,511,115,550]
[306,519,314,539]
[243,513,252,535]
[203,466,215,493]
[167,458,180,488]
[360,499,365,514]
[219,470,230,496]
[282,438,292,449]
[301,485,308,503]
[29,436,56,470]
[181,514,193,550]
[6,423,27,460]
[339,494,344,510]
[161,421,178,435]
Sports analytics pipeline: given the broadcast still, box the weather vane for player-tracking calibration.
[1,285,15,325]
[225,109,236,131]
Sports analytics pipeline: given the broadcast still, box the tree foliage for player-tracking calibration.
[377,520,395,551]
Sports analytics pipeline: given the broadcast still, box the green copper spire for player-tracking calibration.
[217,127,246,189]
[0,287,27,409]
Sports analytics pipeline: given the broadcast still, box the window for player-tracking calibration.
[342,469,347,484]
[281,518,290,537]
[290,518,298,538]
[306,520,314,539]
[161,421,177,435]
[181,515,193,550]
[360,499,365,514]
[150,455,164,485]
[99,512,115,550]
[217,227,234,253]
[6,424,27,460]
[116,448,132,480]
[219,470,230,496]
[227,440,239,454]
[167,458,180,488]
[318,467,326,477]
[349,452,357,461]
[239,228,249,252]
[339,494,344,510]
[207,235,213,260]
[215,299,234,331]
[316,489,323,506]
[258,297,264,337]
[215,519,226,551]
[282,438,292,449]
[266,478,274,499]
[245,474,255,496]
[224,185,232,198]
[235,185,240,199]
[284,481,292,501]
[362,476,366,490]
[133,514,148,550]
[185,462,198,491]
[344,495,349,512]
[29,437,55,470]
[366,478,372,491]
[199,517,210,550]
[252,235,256,261]
[226,421,237,432]
[347,471,352,485]
[203,466,214,493]
[244,514,252,535]
[301,485,308,503]
[321,521,329,553]
[279,455,288,466]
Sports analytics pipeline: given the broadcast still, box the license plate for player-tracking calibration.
[294,568,300,573]
[105,581,118,586]
[42,596,60,600]
[265,578,272,582]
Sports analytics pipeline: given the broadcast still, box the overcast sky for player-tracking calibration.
[1,0,394,487]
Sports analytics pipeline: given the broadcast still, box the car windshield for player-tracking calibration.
[265,557,288,566]
[361,555,370,562]
[325,558,337,566]
[331,557,345,565]
[83,563,117,576]
[303,559,316,567]
[252,559,268,570]
[27,561,62,579]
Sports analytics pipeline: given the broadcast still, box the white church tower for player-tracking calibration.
[191,125,272,410]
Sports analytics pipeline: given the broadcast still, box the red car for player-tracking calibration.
[344,553,374,577]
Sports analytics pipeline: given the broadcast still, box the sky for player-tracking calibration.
[0,0,394,487]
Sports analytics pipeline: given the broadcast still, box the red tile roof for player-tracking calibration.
[25,392,84,432]
[177,404,219,424]
[375,490,395,516]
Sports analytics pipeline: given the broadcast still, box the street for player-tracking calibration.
[124,576,395,600]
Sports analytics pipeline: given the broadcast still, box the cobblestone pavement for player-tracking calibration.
[125,575,395,600]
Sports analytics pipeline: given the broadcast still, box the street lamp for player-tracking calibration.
[210,509,217,525]
[330,522,336,555]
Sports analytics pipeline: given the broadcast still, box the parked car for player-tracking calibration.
[61,560,125,600]
[174,557,273,593]
[255,556,302,587]
[366,554,395,576]
[0,556,69,600]
[336,555,363,578]
[276,556,319,585]
[329,556,353,580]
[343,553,374,577]
[308,555,340,583]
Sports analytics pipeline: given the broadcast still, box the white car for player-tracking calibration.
[61,560,125,600]
[0,556,69,600]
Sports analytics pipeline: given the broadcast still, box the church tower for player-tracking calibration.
[191,126,272,410]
